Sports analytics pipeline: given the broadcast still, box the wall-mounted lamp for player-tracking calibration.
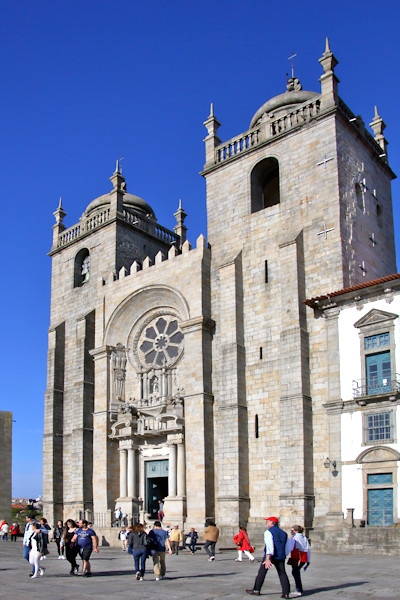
[324,457,338,476]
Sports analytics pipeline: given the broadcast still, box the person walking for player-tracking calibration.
[23,516,38,575]
[185,527,198,554]
[1,521,9,540]
[62,519,79,575]
[246,516,290,598]
[127,522,148,581]
[204,519,219,561]
[169,524,183,555]
[71,519,99,577]
[28,522,47,578]
[285,525,311,597]
[10,522,20,541]
[157,500,165,522]
[53,520,65,559]
[233,526,256,562]
[114,507,122,527]
[119,526,128,551]
[147,520,172,580]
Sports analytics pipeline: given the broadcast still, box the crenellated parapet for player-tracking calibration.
[99,234,207,286]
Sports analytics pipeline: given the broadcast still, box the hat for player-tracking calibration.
[264,516,278,523]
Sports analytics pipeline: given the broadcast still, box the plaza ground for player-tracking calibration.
[0,540,396,600]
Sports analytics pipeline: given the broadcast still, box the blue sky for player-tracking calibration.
[1,0,399,499]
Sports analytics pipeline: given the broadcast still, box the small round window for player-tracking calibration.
[137,316,184,368]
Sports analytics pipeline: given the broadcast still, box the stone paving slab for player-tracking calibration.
[0,541,395,600]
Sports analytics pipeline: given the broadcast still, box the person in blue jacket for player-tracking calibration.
[246,516,290,598]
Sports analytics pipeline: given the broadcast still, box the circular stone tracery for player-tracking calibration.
[137,315,184,368]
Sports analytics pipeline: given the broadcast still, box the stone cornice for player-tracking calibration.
[180,316,215,332]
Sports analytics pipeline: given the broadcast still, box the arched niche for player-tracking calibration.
[74,248,90,287]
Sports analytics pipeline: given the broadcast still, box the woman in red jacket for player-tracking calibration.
[233,526,256,562]
[10,523,20,541]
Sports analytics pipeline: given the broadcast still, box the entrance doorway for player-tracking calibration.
[367,473,393,526]
[146,460,169,518]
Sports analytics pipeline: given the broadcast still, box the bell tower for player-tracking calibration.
[201,40,396,537]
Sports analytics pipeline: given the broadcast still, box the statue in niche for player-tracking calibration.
[111,343,127,401]
[81,255,90,283]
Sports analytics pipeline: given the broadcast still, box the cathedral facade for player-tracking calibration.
[43,41,398,548]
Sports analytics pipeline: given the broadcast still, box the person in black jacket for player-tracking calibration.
[53,520,65,559]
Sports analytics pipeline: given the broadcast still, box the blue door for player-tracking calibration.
[366,351,391,395]
[368,486,393,526]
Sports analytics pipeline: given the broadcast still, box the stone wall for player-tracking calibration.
[0,411,12,524]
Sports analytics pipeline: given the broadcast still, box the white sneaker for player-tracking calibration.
[291,593,302,597]
[39,568,46,576]
[61,555,66,559]
[155,577,160,581]
[31,574,38,579]
[58,556,62,560]
[235,559,242,562]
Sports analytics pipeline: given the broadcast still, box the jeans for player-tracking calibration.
[291,561,306,593]
[133,548,147,577]
[204,540,216,557]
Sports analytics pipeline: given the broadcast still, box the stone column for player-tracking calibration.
[177,441,186,496]
[169,443,177,497]
[127,447,136,498]
[119,448,127,498]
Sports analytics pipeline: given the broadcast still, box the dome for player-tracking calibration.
[83,192,156,221]
[249,78,319,129]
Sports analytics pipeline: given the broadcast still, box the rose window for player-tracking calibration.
[138,316,184,368]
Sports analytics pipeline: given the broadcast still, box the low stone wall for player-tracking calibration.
[308,526,400,556]
[96,527,122,547]
[96,524,400,556]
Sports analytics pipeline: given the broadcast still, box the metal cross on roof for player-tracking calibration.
[288,52,297,78]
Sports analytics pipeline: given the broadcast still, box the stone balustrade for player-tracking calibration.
[214,98,322,165]
[269,98,321,136]
[56,206,178,249]
[215,128,260,164]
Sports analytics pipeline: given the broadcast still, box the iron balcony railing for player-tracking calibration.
[352,375,400,399]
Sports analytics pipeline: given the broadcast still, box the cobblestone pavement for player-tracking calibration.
[0,541,396,600]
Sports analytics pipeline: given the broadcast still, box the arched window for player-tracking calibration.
[251,157,280,213]
[74,248,90,287]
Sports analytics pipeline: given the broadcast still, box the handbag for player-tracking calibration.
[287,556,300,566]
[250,546,255,554]
[185,536,192,545]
